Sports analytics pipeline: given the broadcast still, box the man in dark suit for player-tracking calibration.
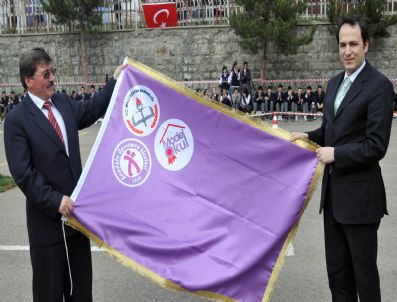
[4,47,125,302]
[290,17,394,302]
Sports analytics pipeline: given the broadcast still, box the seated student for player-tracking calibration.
[231,88,241,111]
[314,85,325,119]
[301,86,311,121]
[219,88,232,107]
[210,87,220,102]
[295,87,304,120]
[264,85,275,119]
[275,84,286,121]
[239,88,253,114]
[285,86,295,122]
[254,86,265,114]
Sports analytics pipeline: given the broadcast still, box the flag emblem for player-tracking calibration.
[154,119,194,171]
[112,138,151,187]
[123,85,160,136]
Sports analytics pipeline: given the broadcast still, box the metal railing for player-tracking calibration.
[299,0,397,20]
[1,0,397,34]
[0,0,243,34]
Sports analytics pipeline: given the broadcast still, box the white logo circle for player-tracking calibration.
[154,119,194,171]
[112,139,151,187]
[122,85,160,137]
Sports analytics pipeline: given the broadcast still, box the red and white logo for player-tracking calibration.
[142,3,178,28]
[154,119,194,171]
[122,85,160,137]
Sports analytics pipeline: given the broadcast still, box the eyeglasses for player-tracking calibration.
[33,68,56,79]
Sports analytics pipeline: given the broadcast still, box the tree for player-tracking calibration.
[40,0,103,81]
[230,0,316,79]
[327,0,397,39]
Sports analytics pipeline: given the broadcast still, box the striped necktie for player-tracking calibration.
[334,77,352,113]
[43,101,65,145]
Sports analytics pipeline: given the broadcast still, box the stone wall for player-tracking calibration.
[0,24,396,92]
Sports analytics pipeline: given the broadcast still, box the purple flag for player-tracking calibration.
[68,59,322,302]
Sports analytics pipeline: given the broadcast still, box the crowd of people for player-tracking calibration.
[2,60,397,125]
[199,60,397,120]
[198,60,327,121]
[0,85,103,123]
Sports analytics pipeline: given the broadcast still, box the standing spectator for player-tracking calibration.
[286,86,295,122]
[228,61,240,96]
[6,92,14,112]
[210,87,220,102]
[219,66,230,92]
[289,86,299,122]
[231,88,241,111]
[70,90,79,101]
[77,86,90,102]
[9,91,19,108]
[239,88,253,114]
[219,88,231,107]
[4,47,125,302]
[253,86,265,114]
[290,17,394,302]
[240,61,252,95]
[264,85,275,119]
[314,85,325,119]
[303,86,313,121]
[0,91,9,123]
[89,85,96,98]
[91,85,103,124]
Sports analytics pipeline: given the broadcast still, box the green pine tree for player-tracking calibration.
[327,0,397,39]
[40,0,103,81]
[230,0,316,78]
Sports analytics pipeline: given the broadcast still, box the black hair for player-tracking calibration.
[19,47,52,90]
[336,16,369,45]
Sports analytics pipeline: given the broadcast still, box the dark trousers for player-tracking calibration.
[30,232,93,302]
[323,180,381,302]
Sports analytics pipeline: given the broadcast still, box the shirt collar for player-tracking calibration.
[344,60,366,83]
[28,92,52,109]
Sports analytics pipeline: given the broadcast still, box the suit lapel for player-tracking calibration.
[25,95,67,155]
[333,62,370,120]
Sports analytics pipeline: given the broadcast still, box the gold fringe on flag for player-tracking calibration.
[67,57,324,302]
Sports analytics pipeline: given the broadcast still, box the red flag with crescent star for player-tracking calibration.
[142,2,178,28]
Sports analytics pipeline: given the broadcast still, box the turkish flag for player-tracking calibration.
[142,3,178,28]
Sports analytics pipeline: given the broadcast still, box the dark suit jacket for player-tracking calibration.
[4,78,116,246]
[308,61,394,224]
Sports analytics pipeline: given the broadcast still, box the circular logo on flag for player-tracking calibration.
[122,85,160,137]
[154,119,194,171]
[112,139,151,187]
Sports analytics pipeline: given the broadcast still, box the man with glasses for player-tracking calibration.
[4,47,125,302]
